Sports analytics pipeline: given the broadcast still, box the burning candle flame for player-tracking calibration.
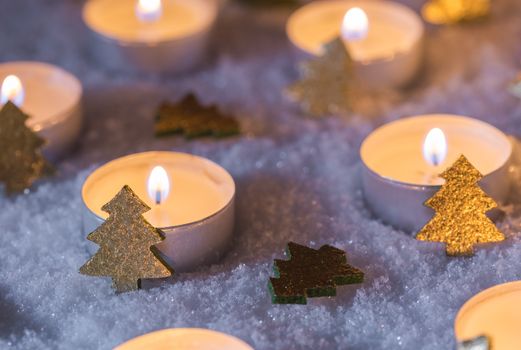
[136,0,162,22]
[147,166,170,205]
[1,75,24,107]
[341,7,369,42]
[423,128,447,167]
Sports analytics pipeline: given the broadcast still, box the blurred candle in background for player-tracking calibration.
[0,62,82,159]
[287,0,425,89]
[83,0,218,73]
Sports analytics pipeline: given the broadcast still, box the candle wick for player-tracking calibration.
[155,190,161,205]
[431,154,441,167]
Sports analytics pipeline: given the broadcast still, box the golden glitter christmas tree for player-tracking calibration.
[80,185,173,293]
[422,0,490,25]
[416,155,505,256]
[287,37,353,118]
[0,101,53,193]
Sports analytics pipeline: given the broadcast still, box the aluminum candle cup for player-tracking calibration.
[82,0,218,73]
[82,152,235,272]
[287,0,424,89]
[0,61,83,160]
[115,328,254,350]
[455,281,521,350]
[360,115,512,233]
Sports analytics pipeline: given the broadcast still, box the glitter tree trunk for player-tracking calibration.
[80,185,173,293]
[416,155,505,256]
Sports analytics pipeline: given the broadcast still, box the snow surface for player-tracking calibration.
[2,0,521,349]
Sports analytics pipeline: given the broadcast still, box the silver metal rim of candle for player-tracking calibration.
[457,335,490,350]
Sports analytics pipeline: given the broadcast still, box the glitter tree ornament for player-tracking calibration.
[154,94,240,139]
[287,37,353,118]
[269,242,364,304]
[422,0,490,25]
[416,155,505,256]
[80,185,174,293]
[0,101,53,193]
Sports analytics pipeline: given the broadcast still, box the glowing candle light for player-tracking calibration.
[0,62,83,159]
[83,0,218,73]
[135,0,162,22]
[82,152,236,272]
[341,7,369,42]
[423,128,448,167]
[360,115,511,232]
[147,165,170,205]
[1,74,25,107]
[287,0,425,89]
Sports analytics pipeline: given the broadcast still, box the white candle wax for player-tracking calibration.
[115,328,253,350]
[0,61,83,159]
[82,152,235,272]
[360,115,512,233]
[455,281,521,350]
[362,116,510,186]
[83,0,218,73]
[287,0,424,89]
[86,160,228,228]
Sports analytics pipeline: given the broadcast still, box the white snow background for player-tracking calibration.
[1,0,521,349]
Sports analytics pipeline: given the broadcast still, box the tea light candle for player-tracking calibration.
[115,328,253,350]
[455,281,521,350]
[360,115,512,233]
[287,0,425,89]
[82,151,235,272]
[0,61,83,160]
[82,0,218,73]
